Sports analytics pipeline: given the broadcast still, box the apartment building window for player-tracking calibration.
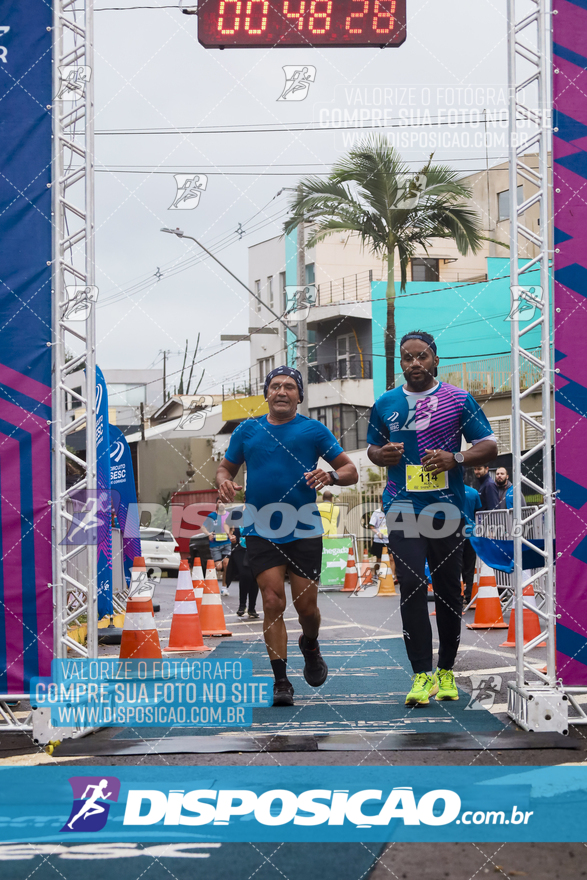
[336,333,360,379]
[279,272,286,311]
[309,405,370,451]
[497,185,523,222]
[523,412,543,450]
[267,275,274,309]
[488,416,511,454]
[255,279,261,313]
[305,263,315,285]
[258,356,275,383]
[411,258,439,282]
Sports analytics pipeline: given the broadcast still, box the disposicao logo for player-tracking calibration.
[61,776,121,833]
[121,787,534,829]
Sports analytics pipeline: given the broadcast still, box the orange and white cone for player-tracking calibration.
[466,562,508,629]
[199,559,232,637]
[468,560,482,610]
[191,558,205,616]
[377,547,397,596]
[359,548,373,586]
[165,560,211,653]
[500,577,546,648]
[119,557,162,659]
[341,546,359,592]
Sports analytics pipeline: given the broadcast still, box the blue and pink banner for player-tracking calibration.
[110,425,140,586]
[0,2,53,690]
[552,1,587,685]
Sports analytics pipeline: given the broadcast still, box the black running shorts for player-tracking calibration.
[245,535,323,581]
[370,541,386,560]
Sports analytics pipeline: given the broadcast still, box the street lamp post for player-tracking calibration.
[160,228,296,338]
[296,195,309,417]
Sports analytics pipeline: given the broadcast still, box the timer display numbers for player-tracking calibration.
[197,0,406,48]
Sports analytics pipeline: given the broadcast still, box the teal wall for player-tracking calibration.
[371,258,546,399]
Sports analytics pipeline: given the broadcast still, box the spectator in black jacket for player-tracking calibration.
[473,464,500,510]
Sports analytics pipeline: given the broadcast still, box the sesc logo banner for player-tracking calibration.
[61,777,120,833]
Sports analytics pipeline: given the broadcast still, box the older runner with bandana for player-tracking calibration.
[367,331,498,708]
[215,366,358,707]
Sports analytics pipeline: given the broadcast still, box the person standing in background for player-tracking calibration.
[495,466,513,509]
[318,490,340,537]
[368,500,389,582]
[202,499,232,594]
[473,464,500,510]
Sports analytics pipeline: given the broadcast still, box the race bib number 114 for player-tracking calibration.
[406,465,448,492]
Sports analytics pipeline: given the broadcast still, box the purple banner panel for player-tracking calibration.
[0,2,53,691]
[553,0,587,685]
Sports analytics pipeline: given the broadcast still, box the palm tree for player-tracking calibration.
[284,136,485,389]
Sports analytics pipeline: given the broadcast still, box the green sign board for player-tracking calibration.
[320,538,352,587]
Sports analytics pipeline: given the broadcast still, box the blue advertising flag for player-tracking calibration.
[96,366,113,617]
[109,425,141,586]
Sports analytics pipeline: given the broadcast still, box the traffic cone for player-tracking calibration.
[470,560,481,608]
[466,562,508,629]
[119,557,162,659]
[165,560,211,653]
[199,559,232,636]
[359,548,373,586]
[500,578,546,647]
[191,558,205,616]
[377,547,397,596]
[341,546,359,592]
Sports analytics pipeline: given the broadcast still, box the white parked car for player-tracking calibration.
[140,527,181,576]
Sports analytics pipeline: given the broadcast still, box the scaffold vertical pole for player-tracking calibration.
[506,0,565,732]
[51,0,98,664]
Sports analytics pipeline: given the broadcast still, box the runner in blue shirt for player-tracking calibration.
[367,331,497,707]
[215,366,358,707]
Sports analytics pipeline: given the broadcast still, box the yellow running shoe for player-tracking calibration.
[405,672,438,707]
[435,668,459,701]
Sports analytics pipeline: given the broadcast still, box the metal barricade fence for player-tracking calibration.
[474,506,547,612]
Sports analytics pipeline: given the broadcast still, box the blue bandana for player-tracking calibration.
[400,332,437,355]
[263,366,304,402]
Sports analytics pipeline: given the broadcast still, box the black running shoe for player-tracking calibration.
[299,635,328,687]
[236,606,246,617]
[273,679,294,707]
[247,610,260,619]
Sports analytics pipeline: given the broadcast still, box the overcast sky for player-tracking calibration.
[92,0,513,400]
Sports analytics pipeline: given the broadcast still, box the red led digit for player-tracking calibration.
[218,0,242,33]
[308,0,332,33]
[345,0,368,32]
[283,0,306,30]
[372,0,395,33]
[244,0,269,33]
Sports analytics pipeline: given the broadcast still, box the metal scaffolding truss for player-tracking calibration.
[506,0,566,731]
[51,0,98,662]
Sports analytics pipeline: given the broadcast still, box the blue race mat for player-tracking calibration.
[114,637,505,740]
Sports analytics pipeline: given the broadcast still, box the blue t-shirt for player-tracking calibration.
[464,484,482,526]
[367,382,493,519]
[203,511,229,542]
[225,414,344,543]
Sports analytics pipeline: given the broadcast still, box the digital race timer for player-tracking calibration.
[197,0,406,48]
